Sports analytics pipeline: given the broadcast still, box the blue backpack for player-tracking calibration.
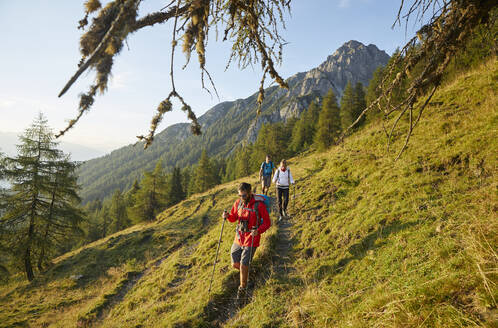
[237,194,272,227]
[261,161,274,176]
[254,194,271,213]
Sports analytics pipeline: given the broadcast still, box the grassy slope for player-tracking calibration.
[0,60,496,328]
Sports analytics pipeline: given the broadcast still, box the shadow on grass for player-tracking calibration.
[315,219,425,280]
[28,211,211,292]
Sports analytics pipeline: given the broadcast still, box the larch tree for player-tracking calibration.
[314,89,341,151]
[125,179,140,207]
[365,65,385,122]
[352,82,366,128]
[1,113,83,281]
[234,144,253,180]
[341,81,366,131]
[37,157,84,271]
[302,100,320,147]
[55,1,496,159]
[192,150,218,193]
[166,167,185,206]
[109,189,130,233]
[83,200,104,243]
[131,160,167,222]
[340,81,356,131]
[100,205,111,238]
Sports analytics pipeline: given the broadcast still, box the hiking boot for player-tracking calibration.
[283,210,287,218]
[236,286,247,301]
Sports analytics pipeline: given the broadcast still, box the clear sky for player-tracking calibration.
[0,0,422,152]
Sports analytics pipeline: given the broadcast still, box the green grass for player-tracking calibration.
[0,60,496,327]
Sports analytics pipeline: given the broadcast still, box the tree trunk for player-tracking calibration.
[39,179,58,271]
[102,214,107,238]
[25,218,35,281]
[37,223,50,271]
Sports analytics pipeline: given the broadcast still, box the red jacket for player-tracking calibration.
[226,196,271,247]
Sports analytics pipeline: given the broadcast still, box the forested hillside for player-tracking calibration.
[77,41,389,204]
[1,59,495,327]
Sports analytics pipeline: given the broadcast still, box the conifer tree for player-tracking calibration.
[235,145,253,179]
[365,65,385,122]
[130,160,166,222]
[166,167,185,206]
[291,100,320,153]
[314,89,341,151]
[192,150,217,193]
[341,82,367,131]
[340,81,356,130]
[109,189,130,233]
[305,100,320,146]
[222,157,237,183]
[1,113,83,281]
[290,115,306,154]
[83,203,103,243]
[353,82,367,127]
[182,167,194,197]
[37,157,84,270]
[125,179,140,207]
[100,205,111,238]
[216,158,227,185]
[252,124,272,163]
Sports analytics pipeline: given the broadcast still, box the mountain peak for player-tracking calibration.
[291,40,390,102]
[341,39,364,49]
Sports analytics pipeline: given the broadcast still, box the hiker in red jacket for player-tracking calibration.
[222,182,271,299]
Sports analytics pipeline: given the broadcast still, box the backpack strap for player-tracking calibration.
[237,199,262,229]
[254,201,261,229]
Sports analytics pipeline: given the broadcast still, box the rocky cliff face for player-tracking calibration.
[78,40,390,202]
[295,40,390,97]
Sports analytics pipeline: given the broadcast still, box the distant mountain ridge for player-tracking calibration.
[0,131,105,162]
[77,40,390,203]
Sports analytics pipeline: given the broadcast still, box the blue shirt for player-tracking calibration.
[261,161,275,176]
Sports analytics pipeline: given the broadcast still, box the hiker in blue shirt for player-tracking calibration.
[259,155,275,196]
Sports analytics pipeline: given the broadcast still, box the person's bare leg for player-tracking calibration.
[240,264,249,288]
[232,262,240,270]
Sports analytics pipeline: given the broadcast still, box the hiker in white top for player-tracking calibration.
[272,159,294,222]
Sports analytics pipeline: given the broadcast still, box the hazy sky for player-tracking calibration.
[0,1,422,152]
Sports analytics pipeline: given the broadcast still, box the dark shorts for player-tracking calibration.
[262,175,271,187]
[231,242,257,266]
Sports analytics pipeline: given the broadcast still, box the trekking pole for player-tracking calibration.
[208,211,227,295]
[292,183,296,213]
[246,227,257,288]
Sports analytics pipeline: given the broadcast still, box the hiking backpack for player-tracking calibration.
[261,161,274,176]
[275,168,290,184]
[254,194,271,215]
[237,194,271,228]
